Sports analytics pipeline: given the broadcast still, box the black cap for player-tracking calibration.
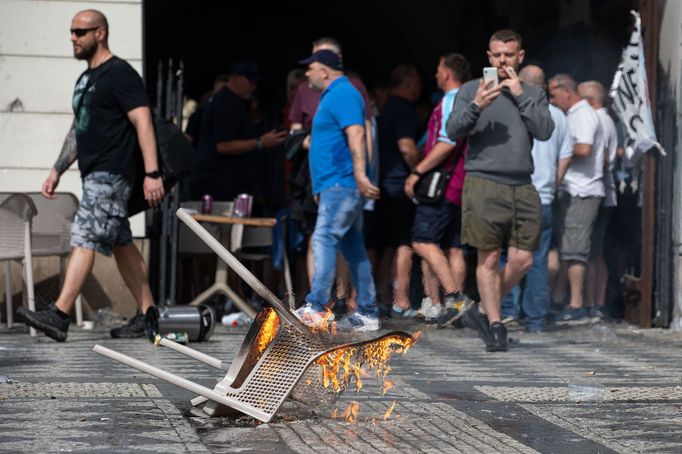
[229,59,263,81]
[298,49,344,71]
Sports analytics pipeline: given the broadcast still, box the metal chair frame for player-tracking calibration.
[25,192,84,325]
[0,193,37,335]
[94,208,412,422]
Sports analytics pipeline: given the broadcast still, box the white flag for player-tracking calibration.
[609,10,665,163]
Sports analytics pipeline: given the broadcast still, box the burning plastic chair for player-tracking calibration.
[94,208,415,423]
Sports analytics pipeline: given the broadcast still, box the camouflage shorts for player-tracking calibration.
[71,171,133,257]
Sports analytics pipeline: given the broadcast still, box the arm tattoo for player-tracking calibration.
[54,121,77,174]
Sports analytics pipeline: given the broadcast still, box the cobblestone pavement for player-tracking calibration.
[2,318,682,453]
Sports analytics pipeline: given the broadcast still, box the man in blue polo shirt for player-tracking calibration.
[294,49,381,331]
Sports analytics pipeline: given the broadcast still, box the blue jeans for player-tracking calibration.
[306,185,378,317]
[501,204,553,330]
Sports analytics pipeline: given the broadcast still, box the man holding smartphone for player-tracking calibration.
[446,29,554,352]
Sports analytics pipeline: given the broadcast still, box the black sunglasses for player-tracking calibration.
[70,27,99,37]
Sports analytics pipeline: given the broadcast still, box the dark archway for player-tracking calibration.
[144,0,634,105]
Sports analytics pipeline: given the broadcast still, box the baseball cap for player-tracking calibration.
[298,49,344,71]
[229,59,263,81]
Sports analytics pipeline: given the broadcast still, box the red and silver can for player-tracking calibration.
[201,194,213,214]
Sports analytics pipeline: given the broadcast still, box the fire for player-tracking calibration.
[340,401,359,423]
[381,379,394,395]
[314,332,419,394]
[255,308,280,355]
[383,400,397,420]
[310,309,336,334]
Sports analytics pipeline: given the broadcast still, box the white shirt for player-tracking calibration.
[562,99,605,198]
[531,104,573,205]
[596,107,618,207]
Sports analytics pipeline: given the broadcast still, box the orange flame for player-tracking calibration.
[330,408,338,419]
[255,309,280,355]
[383,400,397,420]
[310,308,335,334]
[341,401,359,423]
[381,379,394,395]
[314,333,418,395]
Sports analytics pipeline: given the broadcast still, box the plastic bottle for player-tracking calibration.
[568,378,605,402]
[221,312,252,327]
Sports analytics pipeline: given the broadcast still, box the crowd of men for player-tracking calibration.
[183,28,624,352]
[18,9,625,354]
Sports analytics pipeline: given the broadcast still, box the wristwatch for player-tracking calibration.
[469,101,480,113]
[256,137,264,150]
[145,170,161,179]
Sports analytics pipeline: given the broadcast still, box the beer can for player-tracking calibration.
[201,194,213,214]
[154,332,189,345]
[234,193,253,217]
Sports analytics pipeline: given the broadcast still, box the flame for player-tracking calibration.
[383,400,397,420]
[314,333,419,394]
[255,309,280,355]
[341,401,359,423]
[330,408,339,419]
[310,308,335,334]
[381,379,394,395]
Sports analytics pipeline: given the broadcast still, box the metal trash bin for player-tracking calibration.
[146,305,216,342]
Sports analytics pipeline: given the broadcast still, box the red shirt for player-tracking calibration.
[288,76,372,130]
[424,98,467,205]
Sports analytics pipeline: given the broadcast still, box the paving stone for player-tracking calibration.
[476,385,682,402]
[2,321,682,452]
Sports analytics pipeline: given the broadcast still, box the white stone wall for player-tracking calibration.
[0,0,145,235]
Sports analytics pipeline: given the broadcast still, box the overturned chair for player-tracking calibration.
[94,208,415,422]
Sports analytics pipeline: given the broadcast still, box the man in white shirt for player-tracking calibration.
[500,65,573,332]
[579,81,618,320]
[548,73,605,323]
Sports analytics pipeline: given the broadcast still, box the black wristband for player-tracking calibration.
[411,168,423,177]
[145,170,161,179]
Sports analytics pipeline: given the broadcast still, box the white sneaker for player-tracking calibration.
[424,303,443,323]
[336,312,380,332]
[414,297,432,319]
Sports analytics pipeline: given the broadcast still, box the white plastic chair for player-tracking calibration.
[0,193,37,335]
[26,193,84,325]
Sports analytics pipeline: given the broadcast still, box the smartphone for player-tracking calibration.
[483,67,499,87]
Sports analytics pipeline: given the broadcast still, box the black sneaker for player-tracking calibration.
[462,302,491,345]
[332,298,348,319]
[487,322,508,352]
[110,310,147,338]
[437,292,475,328]
[17,304,70,342]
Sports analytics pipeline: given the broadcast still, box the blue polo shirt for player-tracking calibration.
[309,76,365,194]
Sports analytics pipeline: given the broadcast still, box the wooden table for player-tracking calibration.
[191,214,276,228]
[188,214,277,318]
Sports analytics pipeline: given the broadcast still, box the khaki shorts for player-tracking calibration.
[461,175,541,251]
[557,193,602,263]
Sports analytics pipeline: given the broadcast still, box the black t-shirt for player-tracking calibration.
[72,57,149,182]
[193,87,260,200]
[377,95,419,198]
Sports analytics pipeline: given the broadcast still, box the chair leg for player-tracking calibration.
[93,345,257,418]
[24,224,36,336]
[282,245,295,311]
[4,261,12,328]
[75,295,83,327]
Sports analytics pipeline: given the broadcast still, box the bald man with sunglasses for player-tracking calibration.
[18,10,161,341]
